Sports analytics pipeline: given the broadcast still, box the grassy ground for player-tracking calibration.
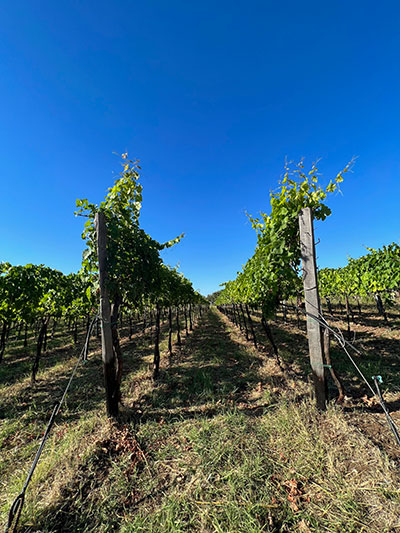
[1,308,400,532]
[250,301,400,461]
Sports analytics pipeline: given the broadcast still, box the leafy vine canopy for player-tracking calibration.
[75,154,183,307]
[217,159,354,313]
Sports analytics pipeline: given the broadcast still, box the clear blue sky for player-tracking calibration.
[1,1,399,295]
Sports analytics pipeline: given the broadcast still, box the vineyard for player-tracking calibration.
[1,157,400,532]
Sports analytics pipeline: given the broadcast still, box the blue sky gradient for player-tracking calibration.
[1,1,399,295]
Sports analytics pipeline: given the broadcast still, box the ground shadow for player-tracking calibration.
[134,310,265,417]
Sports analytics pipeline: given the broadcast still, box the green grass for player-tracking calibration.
[1,309,400,532]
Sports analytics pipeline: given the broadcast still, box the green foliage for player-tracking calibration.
[76,154,200,310]
[217,159,353,314]
[319,242,400,301]
[158,265,200,308]
[206,290,222,304]
[0,263,77,325]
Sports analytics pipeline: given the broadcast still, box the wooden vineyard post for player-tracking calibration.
[153,302,161,380]
[299,207,327,411]
[168,306,173,356]
[95,212,119,418]
[189,303,193,331]
[176,306,182,347]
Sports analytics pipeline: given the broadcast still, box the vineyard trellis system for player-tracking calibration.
[215,159,400,442]
[2,155,400,531]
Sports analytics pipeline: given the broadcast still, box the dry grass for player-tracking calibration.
[1,308,400,532]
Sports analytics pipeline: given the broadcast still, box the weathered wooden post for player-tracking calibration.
[188,303,193,331]
[245,304,257,348]
[153,302,161,380]
[95,211,119,418]
[299,207,327,411]
[168,306,173,356]
[176,306,182,347]
[184,305,189,336]
[240,303,249,340]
